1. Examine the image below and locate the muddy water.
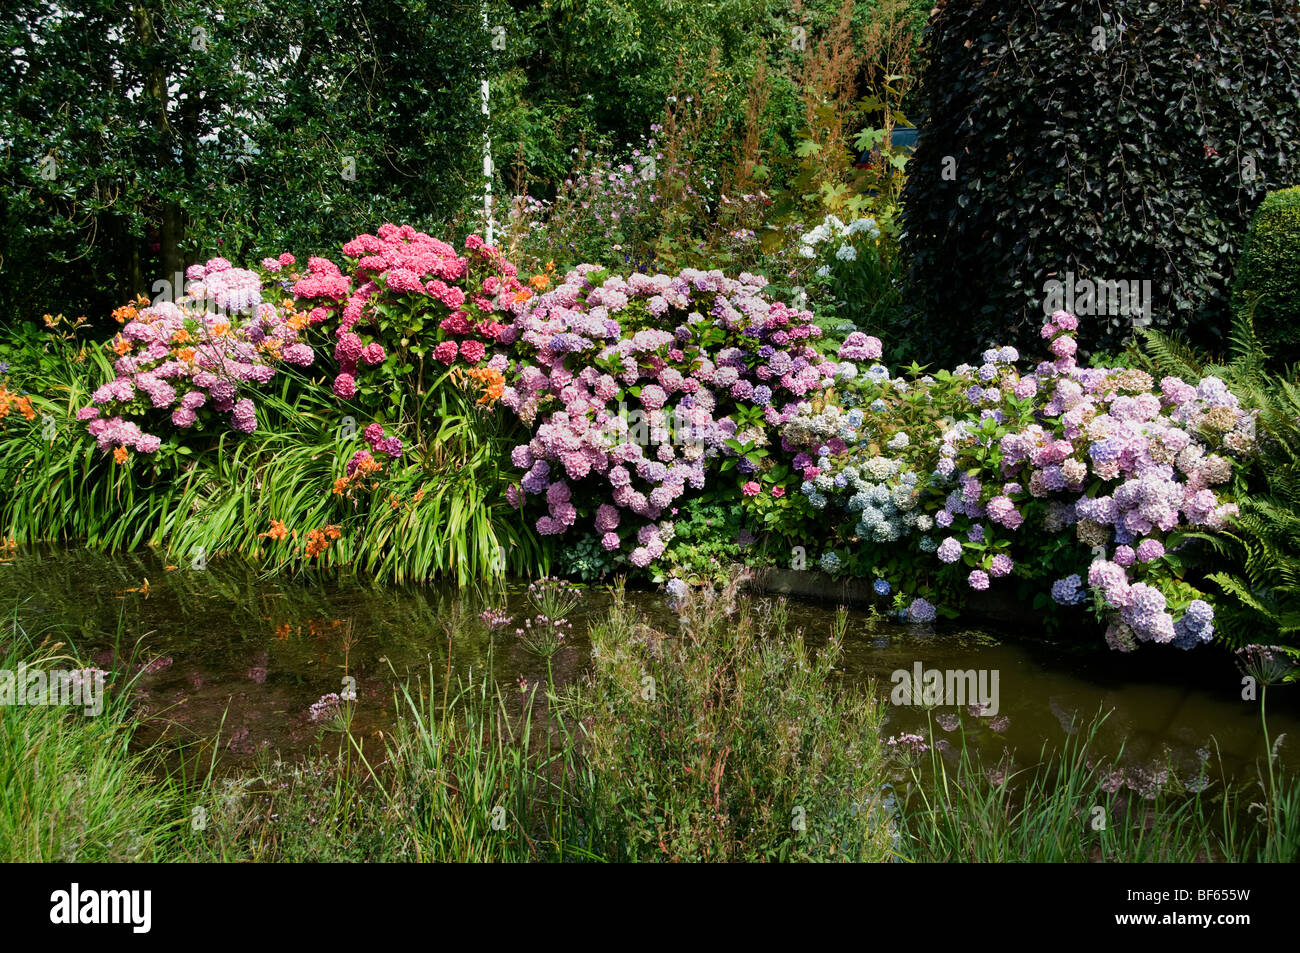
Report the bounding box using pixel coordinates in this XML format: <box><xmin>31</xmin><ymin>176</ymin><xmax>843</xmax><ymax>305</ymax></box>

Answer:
<box><xmin>1</xmin><ymin>547</ymin><xmax>1295</xmax><ymax>791</ymax></box>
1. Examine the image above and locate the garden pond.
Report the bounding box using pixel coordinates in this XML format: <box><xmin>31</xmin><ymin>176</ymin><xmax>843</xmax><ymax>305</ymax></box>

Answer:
<box><xmin>2</xmin><ymin>546</ymin><xmax>1295</xmax><ymax>794</ymax></box>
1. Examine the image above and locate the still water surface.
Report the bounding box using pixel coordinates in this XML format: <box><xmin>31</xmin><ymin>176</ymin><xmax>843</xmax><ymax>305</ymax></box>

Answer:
<box><xmin>2</xmin><ymin>547</ymin><xmax>1294</xmax><ymax>793</ymax></box>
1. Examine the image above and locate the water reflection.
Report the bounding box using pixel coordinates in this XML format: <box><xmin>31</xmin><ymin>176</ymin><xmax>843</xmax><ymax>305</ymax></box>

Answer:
<box><xmin>1</xmin><ymin>545</ymin><xmax>1295</xmax><ymax>798</ymax></box>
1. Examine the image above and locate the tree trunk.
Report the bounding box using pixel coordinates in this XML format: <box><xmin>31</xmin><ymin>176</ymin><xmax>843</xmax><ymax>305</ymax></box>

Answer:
<box><xmin>132</xmin><ymin>1</ymin><xmax>183</xmax><ymax>284</ymax></box>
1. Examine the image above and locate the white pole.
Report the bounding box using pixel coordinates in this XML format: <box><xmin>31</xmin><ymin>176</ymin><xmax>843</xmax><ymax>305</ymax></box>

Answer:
<box><xmin>481</xmin><ymin>2</ymin><xmax>494</xmax><ymax>245</ymax></box>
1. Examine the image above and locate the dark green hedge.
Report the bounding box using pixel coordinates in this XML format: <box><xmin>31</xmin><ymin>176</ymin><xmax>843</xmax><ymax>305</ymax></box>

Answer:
<box><xmin>0</xmin><ymin>0</ymin><xmax>488</xmax><ymax>326</ymax></box>
<box><xmin>1233</xmin><ymin>186</ymin><xmax>1300</xmax><ymax>368</ymax></box>
<box><xmin>900</xmin><ymin>0</ymin><xmax>1300</xmax><ymax>364</ymax></box>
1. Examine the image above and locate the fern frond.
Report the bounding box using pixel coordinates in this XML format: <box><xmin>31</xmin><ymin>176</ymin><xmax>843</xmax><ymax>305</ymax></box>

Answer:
<box><xmin>1137</xmin><ymin>327</ymin><xmax>1205</xmax><ymax>380</ymax></box>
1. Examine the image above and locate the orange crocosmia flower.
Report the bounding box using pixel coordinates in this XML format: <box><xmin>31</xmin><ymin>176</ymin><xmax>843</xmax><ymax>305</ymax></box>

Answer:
<box><xmin>113</xmin><ymin>446</ymin><xmax>129</xmax><ymax>464</ymax></box>
<box><xmin>112</xmin><ymin>337</ymin><xmax>132</xmax><ymax>356</ymax></box>
<box><xmin>112</xmin><ymin>305</ymin><xmax>136</xmax><ymax>324</ymax></box>
<box><xmin>304</xmin><ymin>529</ymin><xmax>329</xmax><ymax>558</ymax></box>
<box><xmin>171</xmin><ymin>328</ymin><xmax>191</xmax><ymax>344</ymax></box>
<box><xmin>274</xmin><ymin>623</ymin><xmax>292</xmax><ymax>641</ymax></box>
<box><xmin>211</xmin><ymin>320</ymin><xmax>230</xmax><ymax>338</ymax></box>
<box><xmin>42</xmin><ymin>313</ymin><xmax>58</xmax><ymax>329</ymax></box>
<box><xmin>281</xmin><ymin>298</ymin><xmax>296</xmax><ymax>311</ymax></box>
<box><xmin>15</xmin><ymin>396</ymin><xmax>35</xmax><ymax>421</ymax></box>
<box><xmin>529</xmin><ymin>274</ymin><xmax>551</xmax><ymax>291</ymax></box>
<box><xmin>287</xmin><ymin>312</ymin><xmax>309</xmax><ymax>332</ymax></box>
<box><xmin>332</xmin><ymin>476</ymin><xmax>349</xmax><ymax>496</ymax></box>
<box><xmin>259</xmin><ymin>519</ymin><xmax>289</xmax><ymax>541</ymax></box>
<box><xmin>465</xmin><ymin>367</ymin><xmax>505</xmax><ymax>405</ymax></box>
<box><xmin>513</xmin><ymin>288</ymin><xmax>533</xmax><ymax>305</ymax></box>
<box><xmin>176</xmin><ymin>347</ymin><xmax>196</xmax><ymax>362</ymax></box>
<box><xmin>304</xmin><ymin>524</ymin><xmax>342</xmax><ymax>557</ymax></box>
<box><xmin>388</xmin><ymin>494</ymin><xmax>401</xmax><ymax>510</ymax></box>
<box><xmin>134</xmin><ymin>294</ymin><xmax>150</xmax><ymax>307</ymax></box>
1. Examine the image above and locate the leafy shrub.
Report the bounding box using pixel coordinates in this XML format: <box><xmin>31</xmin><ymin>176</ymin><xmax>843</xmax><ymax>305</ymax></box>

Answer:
<box><xmin>0</xmin><ymin>0</ymin><xmax>489</xmax><ymax>325</ymax></box>
<box><xmin>290</xmin><ymin>226</ymin><xmax>524</xmax><ymax>422</ymax></box>
<box><xmin>901</xmin><ymin>0</ymin><xmax>1300</xmax><ymax>364</ymax></box>
<box><xmin>2</xmin><ymin>226</ymin><xmax>1266</xmax><ymax>644</ymax></box>
<box><xmin>498</xmin><ymin>264</ymin><xmax>831</xmax><ymax>567</ymax></box>
<box><xmin>1232</xmin><ymin>186</ymin><xmax>1300</xmax><ymax>369</ymax></box>
<box><xmin>793</xmin><ymin>213</ymin><xmax>907</xmax><ymax>350</ymax></box>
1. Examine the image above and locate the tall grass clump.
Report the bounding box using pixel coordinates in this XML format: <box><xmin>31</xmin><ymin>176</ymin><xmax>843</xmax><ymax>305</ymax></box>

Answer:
<box><xmin>894</xmin><ymin>709</ymin><xmax>1300</xmax><ymax>863</ymax></box>
<box><xmin>0</xmin><ymin>608</ymin><xmax>179</xmax><ymax>861</ymax></box>
<box><xmin>0</xmin><ymin>335</ymin><xmax>542</xmax><ymax>586</ymax></box>
<box><xmin>178</xmin><ymin>583</ymin><xmax>899</xmax><ymax>862</ymax></box>
<box><xmin>575</xmin><ymin>581</ymin><xmax>897</xmax><ymax>861</ymax></box>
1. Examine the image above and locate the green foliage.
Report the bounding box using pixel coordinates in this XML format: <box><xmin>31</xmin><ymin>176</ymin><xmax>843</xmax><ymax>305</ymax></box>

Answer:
<box><xmin>174</xmin><ymin>582</ymin><xmax>903</xmax><ymax>861</ymax></box>
<box><xmin>492</xmin><ymin>0</ymin><xmax>928</xmax><ymax>200</ymax></box>
<box><xmin>556</xmin><ymin>533</ymin><xmax>614</xmax><ymax>582</ymax></box>
<box><xmin>8</xmin><ymin>586</ymin><xmax>1298</xmax><ymax>862</ymax></box>
<box><xmin>902</xmin><ymin>0</ymin><xmax>1300</xmax><ymax>364</ymax></box>
<box><xmin>0</xmin><ymin>0</ymin><xmax>487</xmax><ymax>324</ymax></box>
<box><xmin>497</xmin><ymin>0</ymin><xmax>930</xmax><ymax>283</ymax></box>
<box><xmin>1232</xmin><ymin>185</ymin><xmax>1300</xmax><ymax>369</ymax></box>
<box><xmin>793</xmin><ymin>214</ymin><xmax>911</xmax><ymax>357</ymax></box>
<box><xmin>658</xmin><ymin>500</ymin><xmax>747</xmax><ymax>585</ymax></box>
<box><xmin>575</xmin><ymin>584</ymin><xmax>897</xmax><ymax>861</ymax></box>
<box><xmin>0</xmin><ymin>611</ymin><xmax>179</xmax><ymax>861</ymax></box>
<box><xmin>0</xmin><ymin>335</ymin><xmax>543</xmax><ymax>586</ymax></box>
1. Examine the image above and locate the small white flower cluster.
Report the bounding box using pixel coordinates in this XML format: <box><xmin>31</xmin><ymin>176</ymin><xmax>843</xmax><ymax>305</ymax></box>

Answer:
<box><xmin>797</xmin><ymin>214</ymin><xmax>881</xmax><ymax>262</ymax></box>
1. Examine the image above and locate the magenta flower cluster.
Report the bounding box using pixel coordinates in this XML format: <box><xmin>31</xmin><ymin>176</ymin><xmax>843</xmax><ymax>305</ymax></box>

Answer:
<box><xmin>292</xmin><ymin>224</ymin><xmax>522</xmax><ymax>402</ymax></box>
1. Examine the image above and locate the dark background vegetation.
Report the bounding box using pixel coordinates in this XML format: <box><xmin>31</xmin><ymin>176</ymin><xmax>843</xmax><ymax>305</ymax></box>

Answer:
<box><xmin>1</xmin><ymin>0</ymin><xmax>935</xmax><ymax>325</ymax></box>
<box><xmin>2</xmin><ymin>0</ymin><xmax>1297</xmax><ymax>367</ymax></box>
<box><xmin>901</xmin><ymin>0</ymin><xmax>1300</xmax><ymax>363</ymax></box>
<box><xmin>1</xmin><ymin>0</ymin><xmax>489</xmax><ymax>324</ymax></box>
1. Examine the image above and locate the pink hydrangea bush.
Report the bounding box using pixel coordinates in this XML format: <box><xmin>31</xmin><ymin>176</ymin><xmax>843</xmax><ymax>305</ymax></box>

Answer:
<box><xmin>80</xmin><ymin>225</ymin><xmax>524</xmax><ymax>461</ymax></box>
<box><xmin>292</xmin><ymin>224</ymin><xmax>523</xmax><ymax>408</ymax></box>
<box><xmin>80</xmin><ymin>256</ymin><xmax>314</xmax><ymax>455</ymax></box>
